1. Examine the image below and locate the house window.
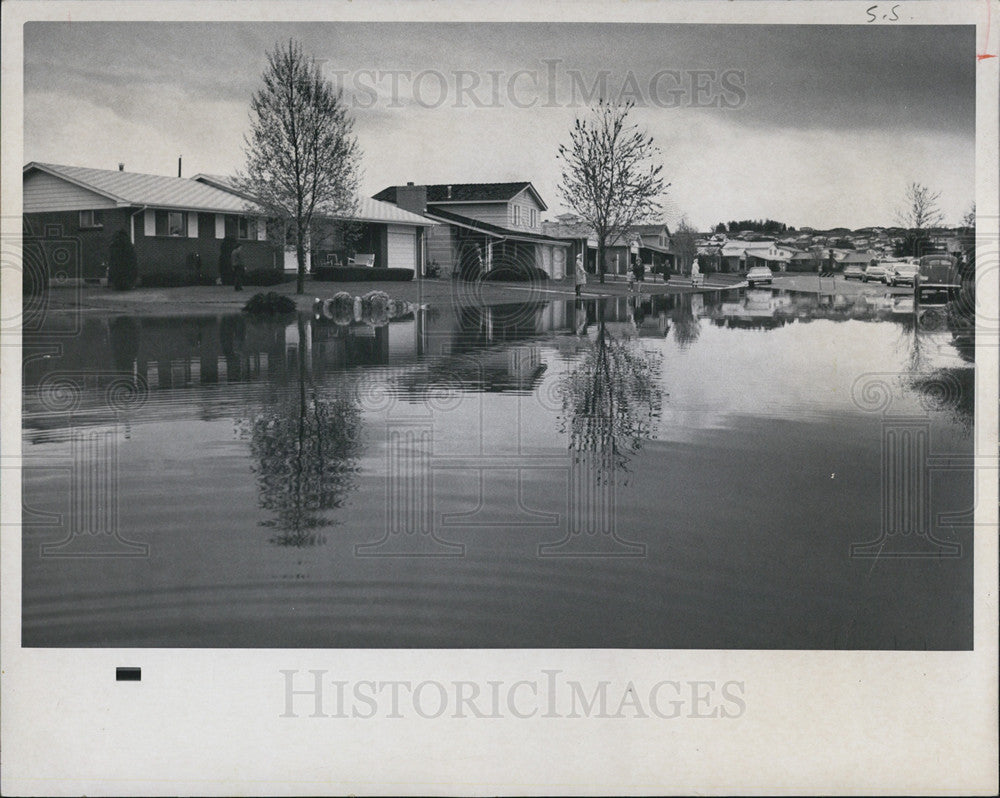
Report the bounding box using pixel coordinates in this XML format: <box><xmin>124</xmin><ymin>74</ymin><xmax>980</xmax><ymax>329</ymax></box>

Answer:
<box><xmin>237</xmin><ymin>217</ymin><xmax>257</xmax><ymax>240</ymax></box>
<box><xmin>529</xmin><ymin>208</ymin><xmax>537</xmax><ymax>227</ymax></box>
<box><xmin>512</xmin><ymin>205</ymin><xmax>521</xmax><ymax>226</ymax></box>
<box><xmin>79</xmin><ymin>210</ymin><xmax>102</xmax><ymax>229</ymax></box>
<box><xmin>155</xmin><ymin>210</ymin><xmax>187</xmax><ymax>237</ymax></box>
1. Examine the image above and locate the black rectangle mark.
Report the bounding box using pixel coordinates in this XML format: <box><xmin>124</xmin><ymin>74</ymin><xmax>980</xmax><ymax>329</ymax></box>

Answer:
<box><xmin>116</xmin><ymin>667</ymin><xmax>141</xmax><ymax>681</ymax></box>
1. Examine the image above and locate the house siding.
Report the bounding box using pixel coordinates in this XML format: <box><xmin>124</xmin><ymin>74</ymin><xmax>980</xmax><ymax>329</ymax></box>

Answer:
<box><xmin>426</xmin><ymin>224</ymin><xmax>459</xmax><ymax>277</ymax></box>
<box><xmin>432</xmin><ymin>202</ymin><xmax>509</xmax><ymax>228</ymax></box>
<box><xmin>23</xmin><ymin>170</ymin><xmax>118</xmax><ymax>213</ymax></box>
<box><xmin>133</xmin><ymin>213</ymin><xmax>277</xmax><ymax>279</ymax></box>
<box><xmin>507</xmin><ymin>187</ymin><xmax>544</xmax><ymax>232</ymax></box>
<box><xmin>23</xmin><ymin>208</ymin><xmax>133</xmax><ymax>279</ymax></box>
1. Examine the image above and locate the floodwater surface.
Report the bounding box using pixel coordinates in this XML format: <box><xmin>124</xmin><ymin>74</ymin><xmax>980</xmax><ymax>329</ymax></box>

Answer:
<box><xmin>21</xmin><ymin>288</ymin><xmax>975</xmax><ymax>648</ymax></box>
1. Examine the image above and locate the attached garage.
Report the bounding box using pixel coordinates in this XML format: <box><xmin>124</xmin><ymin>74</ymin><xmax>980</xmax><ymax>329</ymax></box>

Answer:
<box><xmin>386</xmin><ymin>224</ymin><xmax>417</xmax><ymax>270</ymax></box>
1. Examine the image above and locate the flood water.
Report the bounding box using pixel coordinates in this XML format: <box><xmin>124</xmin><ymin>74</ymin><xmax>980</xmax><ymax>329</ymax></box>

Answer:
<box><xmin>21</xmin><ymin>288</ymin><xmax>975</xmax><ymax>648</ymax></box>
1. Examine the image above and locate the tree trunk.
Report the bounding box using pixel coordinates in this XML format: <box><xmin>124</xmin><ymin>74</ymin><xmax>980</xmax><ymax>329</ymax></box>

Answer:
<box><xmin>597</xmin><ymin>242</ymin><xmax>606</xmax><ymax>284</ymax></box>
<box><xmin>296</xmin><ymin>238</ymin><xmax>306</xmax><ymax>295</ymax></box>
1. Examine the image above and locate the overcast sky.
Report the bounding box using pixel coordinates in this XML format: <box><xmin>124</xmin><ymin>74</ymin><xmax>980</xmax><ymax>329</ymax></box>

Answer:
<box><xmin>24</xmin><ymin>22</ymin><xmax>975</xmax><ymax>230</ymax></box>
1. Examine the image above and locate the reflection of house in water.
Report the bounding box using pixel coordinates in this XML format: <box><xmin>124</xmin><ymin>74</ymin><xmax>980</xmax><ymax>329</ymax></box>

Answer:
<box><xmin>22</xmin><ymin>314</ymin><xmax>411</xmax><ymax>429</ymax></box>
<box><xmin>399</xmin><ymin>344</ymin><xmax>547</xmax><ymax>396</ymax></box>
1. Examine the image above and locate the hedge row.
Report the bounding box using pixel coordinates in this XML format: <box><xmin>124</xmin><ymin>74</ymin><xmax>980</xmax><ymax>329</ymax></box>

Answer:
<box><xmin>312</xmin><ymin>266</ymin><xmax>414</xmax><ymax>282</ymax></box>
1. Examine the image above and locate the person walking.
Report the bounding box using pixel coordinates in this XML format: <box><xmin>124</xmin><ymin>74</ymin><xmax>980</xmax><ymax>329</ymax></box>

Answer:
<box><xmin>574</xmin><ymin>253</ymin><xmax>587</xmax><ymax>296</ymax></box>
<box><xmin>231</xmin><ymin>244</ymin><xmax>245</xmax><ymax>292</ymax></box>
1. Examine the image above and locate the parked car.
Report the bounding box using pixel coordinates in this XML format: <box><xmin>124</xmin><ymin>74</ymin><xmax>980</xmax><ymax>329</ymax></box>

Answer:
<box><xmin>863</xmin><ymin>263</ymin><xmax>888</xmax><ymax>283</ymax></box>
<box><xmin>916</xmin><ymin>253</ymin><xmax>961</xmax><ymax>303</ymax></box>
<box><xmin>746</xmin><ymin>265</ymin><xmax>773</xmax><ymax>287</ymax></box>
<box><xmin>843</xmin><ymin>264</ymin><xmax>865</xmax><ymax>281</ymax></box>
<box><xmin>886</xmin><ymin>262</ymin><xmax>919</xmax><ymax>287</ymax></box>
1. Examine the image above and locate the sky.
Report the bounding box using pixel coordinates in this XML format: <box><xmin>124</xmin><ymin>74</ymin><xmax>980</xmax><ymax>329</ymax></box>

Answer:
<box><xmin>23</xmin><ymin>22</ymin><xmax>976</xmax><ymax>230</ymax></box>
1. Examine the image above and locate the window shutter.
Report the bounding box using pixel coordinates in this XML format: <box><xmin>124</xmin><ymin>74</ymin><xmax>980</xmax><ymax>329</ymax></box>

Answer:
<box><xmin>256</xmin><ymin>218</ymin><xmax>267</xmax><ymax>241</ymax></box>
<box><xmin>215</xmin><ymin>214</ymin><xmax>225</xmax><ymax>239</ymax></box>
<box><xmin>144</xmin><ymin>209</ymin><xmax>155</xmax><ymax>237</ymax></box>
<box><xmin>187</xmin><ymin>212</ymin><xmax>198</xmax><ymax>238</ymax></box>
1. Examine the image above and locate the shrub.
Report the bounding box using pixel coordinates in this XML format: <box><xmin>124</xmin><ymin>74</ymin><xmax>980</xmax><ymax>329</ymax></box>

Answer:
<box><xmin>360</xmin><ymin>290</ymin><xmax>391</xmax><ymax>326</ymax></box>
<box><xmin>424</xmin><ymin>262</ymin><xmax>442</xmax><ymax>278</ymax></box>
<box><xmin>107</xmin><ymin>230</ymin><xmax>138</xmax><ymax>290</ymax></box>
<box><xmin>312</xmin><ymin>266</ymin><xmax>414</xmax><ymax>282</ymax></box>
<box><xmin>326</xmin><ymin>292</ymin><xmax>356</xmax><ymax>325</ymax></box>
<box><xmin>242</xmin><ymin>292</ymin><xmax>296</xmax><ymax>315</ymax></box>
<box><xmin>481</xmin><ymin>265</ymin><xmax>550</xmax><ymax>282</ymax></box>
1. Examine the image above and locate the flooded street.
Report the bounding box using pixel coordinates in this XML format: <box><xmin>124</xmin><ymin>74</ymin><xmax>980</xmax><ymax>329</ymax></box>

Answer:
<box><xmin>21</xmin><ymin>289</ymin><xmax>974</xmax><ymax>649</ymax></box>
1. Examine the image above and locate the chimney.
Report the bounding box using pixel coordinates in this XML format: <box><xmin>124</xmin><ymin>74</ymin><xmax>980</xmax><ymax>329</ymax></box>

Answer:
<box><xmin>396</xmin><ymin>183</ymin><xmax>427</xmax><ymax>216</ymax></box>
<box><xmin>177</xmin><ymin>156</ymin><xmax>182</xmax><ymax>178</ymax></box>
<box><xmin>407</xmin><ymin>181</ymin><xmax>414</xmax><ymax>186</ymax></box>
<box><xmin>118</xmin><ymin>162</ymin><xmax>125</xmax><ymax>171</ymax></box>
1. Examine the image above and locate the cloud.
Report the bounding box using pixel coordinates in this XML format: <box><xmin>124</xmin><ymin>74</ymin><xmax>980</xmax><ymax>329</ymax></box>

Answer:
<box><xmin>23</xmin><ymin>21</ymin><xmax>975</xmax><ymax>229</ymax></box>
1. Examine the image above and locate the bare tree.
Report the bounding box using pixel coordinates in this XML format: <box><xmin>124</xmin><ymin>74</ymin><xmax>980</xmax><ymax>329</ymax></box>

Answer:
<box><xmin>896</xmin><ymin>182</ymin><xmax>944</xmax><ymax>232</ymax></box>
<box><xmin>961</xmin><ymin>202</ymin><xmax>975</xmax><ymax>231</ymax></box>
<box><xmin>557</xmin><ymin>100</ymin><xmax>667</xmax><ymax>283</ymax></box>
<box><xmin>671</xmin><ymin>217</ymin><xmax>698</xmax><ymax>275</ymax></box>
<box><xmin>237</xmin><ymin>39</ymin><xmax>361</xmax><ymax>294</ymax></box>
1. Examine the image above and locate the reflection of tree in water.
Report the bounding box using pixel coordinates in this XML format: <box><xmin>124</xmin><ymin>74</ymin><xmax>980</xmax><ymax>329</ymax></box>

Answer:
<box><xmin>910</xmin><ymin>367</ymin><xmax>974</xmax><ymax>431</ymax></box>
<box><xmin>559</xmin><ymin>307</ymin><xmax>663</xmax><ymax>483</ymax></box>
<box><xmin>670</xmin><ymin>294</ymin><xmax>701</xmax><ymax>348</ymax></box>
<box><xmin>242</xmin><ymin>317</ymin><xmax>363</xmax><ymax>546</ymax></box>
<box><xmin>896</xmin><ymin>297</ymin><xmax>975</xmax><ymax>432</ymax></box>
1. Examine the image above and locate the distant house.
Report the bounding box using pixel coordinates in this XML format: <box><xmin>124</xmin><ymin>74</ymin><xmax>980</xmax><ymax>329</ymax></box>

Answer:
<box><xmin>746</xmin><ymin>243</ymin><xmax>799</xmax><ymax>271</ymax></box>
<box><xmin>788</xmin><ymin>251</ymin><xmax>817</xmax><ymax>271</ymax></box>
<box><xmin>23</xmin><ymin>161</ymin><xmax>277</xmax><ymax>280</ymax></box>
<box><xmin>629</xmin><ymin>223</ymin><xmax>674</xmax><ymax>274</ymax></box>
<box><xmin>719</xmin><ymin>240</ymin><xmax>773</xmax><ymax>272</ymax></box>
<box><xmin>832</xmin><ymin>249</ymin><xmax>878</xmax><ymax>269</ymax></box>
<box><xmin>540</xmin><ymin>215</ymin><xmax>674</xmax><ymax>276</ymax></box>
<box><xmin>194</xmin><ymin>174</ymin><xmax>435</xmax><ymax>274</ymax></box>
<box><xmin>374</xmin><ymin>182</ymin><xmax>569</xmax><ymax>279</ymax></box>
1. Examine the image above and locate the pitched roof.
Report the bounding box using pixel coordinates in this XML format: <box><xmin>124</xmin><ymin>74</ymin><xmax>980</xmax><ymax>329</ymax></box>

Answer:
<box><xmin>540</xmin><ymin>220</ymin><xmax>666</xmax><ymax>246</ymax></box>
<box><xmin>24</xmin><ymin>162</ymin><xmax>256</xmax><ymax>213</ymax></box>
<box><xmin>191</xmin><ymin>174</ymin><xmax>436</xmax><ymax>226</ymax></box>
<box><xmin>630</xmin><ymin>223</ymin><xmax>671</xmax><ymax>236</ymax></box>
<box><xmin>540</xmin><ymin>220</ymin><xmax>594</xmax><ymax>240</ymax></box>
<box><xmin>426</xmin><ymin>207</ymin><xmax>568</xmax><ymax>244</ymax></box>
<box><xmin>374</xmin><ymin>182</ymin><xmax>546</xmax><ymax>209</ymax></box>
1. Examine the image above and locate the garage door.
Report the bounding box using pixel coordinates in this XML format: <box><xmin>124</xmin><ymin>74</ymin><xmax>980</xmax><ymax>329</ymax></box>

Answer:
<box><xmin>386</xmin><ymin>225</ymin><xmax>416</xmax><ymax>270</ymax></box>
